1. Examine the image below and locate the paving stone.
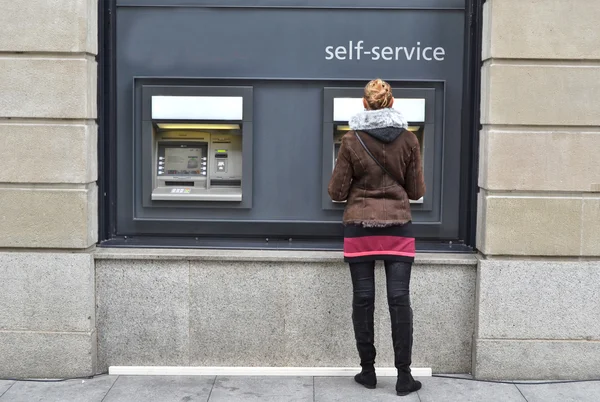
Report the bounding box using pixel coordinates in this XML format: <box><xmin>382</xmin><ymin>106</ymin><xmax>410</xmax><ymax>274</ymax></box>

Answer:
<box><xmin>417</xmin><ymin>376</ymin><xmax>526</xmax><ymax>402</ymax></box>
<box><xmin>517</xmin><ymin>381</ymin><xmax>600</xmax><ymax>402</ymax></box>
<box><xmin>314</xmin><ymin>376</ymin><xmax>419</xmax><ymax>401</ymax></box>
<box><xmin>0</xmin><ymin>375</ymin><xmax>117</xmax><ymax>402</ymax></box>
<box><xmin>208</xmin><ymin>376</ymin><xmax>313</xmax><ymax>402</ymax></box>
<box><xmin>102</xmin><ymin>376</ymin><xmax>215</xmax><ymax>402</ymax></box>
<box><xmin>0</xmin><ymin>381</ymin><xmax>15</xmax><ymax>398</ymax></box>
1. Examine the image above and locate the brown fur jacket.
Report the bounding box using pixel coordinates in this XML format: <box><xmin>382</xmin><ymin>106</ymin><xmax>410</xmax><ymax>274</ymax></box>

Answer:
<box><xmin>328</xmin><ymin>108</ymin><xmax>426</xmax><ymax>227</ymax></box>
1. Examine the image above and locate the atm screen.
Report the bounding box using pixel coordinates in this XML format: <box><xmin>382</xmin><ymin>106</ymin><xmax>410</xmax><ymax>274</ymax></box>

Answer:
<box><xmin>164</xmin><ymin>146</ymin><xmax>204</xmax><ymax>175</ymax></box>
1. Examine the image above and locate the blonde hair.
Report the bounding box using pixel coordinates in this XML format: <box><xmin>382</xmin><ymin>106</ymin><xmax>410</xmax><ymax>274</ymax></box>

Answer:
<box><xmin>364</xmin><ymin>78</ymin><xmax>393</xmax><ymax>110</ymax></box>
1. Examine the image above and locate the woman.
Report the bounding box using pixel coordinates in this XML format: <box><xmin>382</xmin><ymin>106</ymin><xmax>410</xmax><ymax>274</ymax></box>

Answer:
<box><xmin>328</xmin><ymin>79</ymin><xmax>425</xmax><ymax>396</ymax></box>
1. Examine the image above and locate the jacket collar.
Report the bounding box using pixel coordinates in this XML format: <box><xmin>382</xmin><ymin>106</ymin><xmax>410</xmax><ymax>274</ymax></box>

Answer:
<box><xmin>349</xmin><ymin>108</ymin><xmax>408</xmax><ymax>131</ymax></box>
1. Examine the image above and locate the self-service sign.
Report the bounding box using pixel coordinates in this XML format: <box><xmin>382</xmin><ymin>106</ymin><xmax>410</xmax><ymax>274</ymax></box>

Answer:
<box><xmin>118</xmin><ymin>8</ymin><xmax>463</xmax><ymax>82</ymax></box>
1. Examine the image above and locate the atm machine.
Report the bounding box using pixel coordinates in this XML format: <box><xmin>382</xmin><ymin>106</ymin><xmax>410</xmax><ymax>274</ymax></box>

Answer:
<box><xmin>149</xmin><ymin>95</ymin><xmax>245</xmax><ymax>202</ymax></box>
<box><xmin>325</xmin><ymin>95</ymin><xmax>427</xmax><ymax>206</ymax></box>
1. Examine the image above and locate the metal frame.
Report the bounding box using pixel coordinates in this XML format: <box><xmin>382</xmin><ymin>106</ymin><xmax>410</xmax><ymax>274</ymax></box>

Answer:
<box><xmin>97</xmin><ymin>0</ymin><xmax>483</xmax><ymax>250</ymax></box>
<box><xmin>116</xmin><ymin>0</ymin><xmax>466</xmax><ymax>10</ymax></box>
<box><xmin>135</xmin><ymin>82</ymin><xmax>253</xmax><ymax>211</ymax></box>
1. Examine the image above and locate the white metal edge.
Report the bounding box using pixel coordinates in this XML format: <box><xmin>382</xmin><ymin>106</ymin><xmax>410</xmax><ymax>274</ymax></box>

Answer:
<box><xmin>333</xmin><ymin>97</ymin><xmax>426</xmax><ymax>122</ymax></box>
<box><xmin>109</xmin><ymin>366</ymin><xmax>432</xmax><ymax>377</ymax></box>
<box><xmin>152</xmin><ymin>96</ymin><xmax>243</xmax><ymax>120</ymax></box>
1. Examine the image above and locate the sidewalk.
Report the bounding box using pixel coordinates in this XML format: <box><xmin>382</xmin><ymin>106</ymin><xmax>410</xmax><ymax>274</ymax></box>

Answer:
<box><xmin>1</xmin><ymin>374</ymin><xmax>599</xmax><ymax>402</ymax></box>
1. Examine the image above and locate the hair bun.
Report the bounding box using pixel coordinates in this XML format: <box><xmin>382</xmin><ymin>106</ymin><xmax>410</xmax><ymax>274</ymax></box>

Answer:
<box><xmin>364</xmin><ymin>78</ymin><xmax>393</xmax><ymax>110</ymax></box>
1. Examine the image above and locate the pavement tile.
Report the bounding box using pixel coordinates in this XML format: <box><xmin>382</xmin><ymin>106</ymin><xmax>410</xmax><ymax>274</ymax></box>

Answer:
<box><xmin>208</xmin><ymin>376</ymin><xmax>313</xmax><ymax>402</ymax></box>
<box><xmin>0</xmin><ymin>381</ymin><xmax>15</xmax><ymax>398</ymax></box>
<box><xmin>417</xmin><ymin>376</ymin><xmax>526</xmax><ymax>402</ymax></box>
<box><xmin>0</xmin><ymin>375</ymin><xmax>117</xmax><ymax>402</ymax></box>
<box><xmin>314</xmin><ymin>377</ymin><xmax>420</xmax><ymax>401</ymax></box>
<box><xmin>102</xmin><ymin>376</ymin><xmax>215</xmax><ymax>402</ymax></box>
<box><xmin>517</xmin><ymin>381</ymin><xmax>600</xmax><ymax>402</ymax></box>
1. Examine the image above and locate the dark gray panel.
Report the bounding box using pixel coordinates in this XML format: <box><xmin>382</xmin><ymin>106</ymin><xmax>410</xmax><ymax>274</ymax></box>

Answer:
<box><xmin>115</xmin><ymin>6</ymin><xmax>465</xmax><ymax>239</ymax></box>
<box><xmin>117</xmin><ymin>0</ymin><xmax>465</xmax><ymax>9</ymax></box>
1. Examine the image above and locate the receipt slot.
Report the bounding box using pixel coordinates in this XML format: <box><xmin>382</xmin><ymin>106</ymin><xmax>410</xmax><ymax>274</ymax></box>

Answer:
<box><xmin>142</xmin><ymin>86</ymin><xmax>253</xmax><ymax>204</ymax></box>
<box><xmin>322</xmin><ymin>86</ymin><xmax>436</xmax><ymax>211</ymax></box>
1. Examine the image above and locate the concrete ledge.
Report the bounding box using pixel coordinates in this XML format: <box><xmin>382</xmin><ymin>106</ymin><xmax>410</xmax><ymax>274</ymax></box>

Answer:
<box><xmin>0</xmin><ymin>330</ymin><xmax>96</xmax><ymax>379</ymax></box>
<box><xmin>474</xmin><ymin>339</ymin><xmax>600</xmax><ymax>380</ymax></box>
<box><xmin>107</xmin><ymin>366</ymin><xmax>432</xmax><ymax>377</ymax></box>
<box><xmin>93</xmin><ymin>248</ymin><xmax>478</xmax><ymax>265</ymax></box>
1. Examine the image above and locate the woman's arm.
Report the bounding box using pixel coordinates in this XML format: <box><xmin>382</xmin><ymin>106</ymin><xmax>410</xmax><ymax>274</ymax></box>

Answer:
<box><xmin>328</xmin><ymin>137</ymin><xmax>354</xmax><ymax>202</ymax></box>
<box><xmin>405</xmin><ymin>145</ymin><xmax>426</xmax><ymax>200</ymax></box>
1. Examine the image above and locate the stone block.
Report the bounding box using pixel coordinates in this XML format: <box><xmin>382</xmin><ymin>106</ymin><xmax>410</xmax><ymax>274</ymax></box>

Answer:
<box><xmin>0</xmin><ymin>0</ymin><xmax>97</xmax><ymax>54</ymax></box>
<box><xmin>189</xmin><ymin>261</ymin><xmax>287</xmax><ymax>366</ymax></box>
<box><xmin>481</xmin><ymin>62</ymin><xmax>600</xmax><ymax>126</ymax></box>
<box><xmin>0</xmin><ymin>252</ymin><xmax>95</xmax><ymax>332</ymax></box>
<box><xmin>0</xmin><ymin>57</ymin><xmax>96</xmax><ymax>119</ymax></box>
<box><xmin>474</xmin><ymin>339</ymin><xmax>600</xmax><ymax>380</ymax></box>
<box><xmin>0</xmin><ymin>330</ymin><xmax>96</xmax><ymax>379</ymax></box>
<box><xmin>283</xmin><ymin>262</ymin><xmax>356</xmax><ymax>367</ymax></box>
<box><xmin>411</xmin><ymin>263</ymin><xmax>476</xmax><ymax>373</ymax></box>
<box><xmin>376</xmin><ymin>262</ymin><xmax>476</xmax><ymax>373</ymax></box>
<box><xmin>483</xmin><ymin>0</ymin><xmax>600</xmax><ymax>60</ymax></box>
<box><xmin>96</xmin><ymin>260</ymin><xmax>190</xmax><ymax>372</ymax></box>
<box><xmin>477</xmin><ymin>192</ymin><xmax>583</xmax><ymax>256</ymax></box>
<box><xmin>582</xmin><ymin>197</ymin><xmax>600</xmax><ymax>256</ymax></box>
<box><xmin>479</xmin><ymin>128</ymin><xmax>600</xmax><ymax>192</ymax></box>
<box><xmin>477</xmin><ymin>259</ymin><xmax>600</xmax><ymax>340</ymax></box>
<box><xmin>0</xmin><ymin>122</ymin><xmax>97</xmax><ymax>184</ymax></box>
<box><xmin>0</xmin><ymin>186</ymin><xmax>97</xmax><ymax>249</ymax></box>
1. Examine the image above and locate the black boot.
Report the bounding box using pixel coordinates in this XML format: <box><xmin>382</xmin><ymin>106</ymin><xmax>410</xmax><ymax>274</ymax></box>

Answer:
<box><xmin>354</xmin><ymin>368</ymin><xmax>377</xmax><ymax>389</ymax></box>
<box><xmin>396</xmin><ymin>369</ymin><xmax>422</xmax><ymax>396</ymax></box>
<box><xmin>352</xmin><ymin>295</ymin><xmax>377</xmax><ymax>389</ymax></box>
<box><xmin>389</xmin><ymin>294</ymin><xmax>421</xmax><ymax>396</ymax></box>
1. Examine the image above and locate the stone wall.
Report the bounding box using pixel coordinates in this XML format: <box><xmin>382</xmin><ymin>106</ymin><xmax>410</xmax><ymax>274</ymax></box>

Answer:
<box><xmin>0</xmin><ymin>0</ymin><xmax>98</xmax><ymax>378</ymax></box>
<box><xmin>475</xmin><ymin>0</ymin><xmax>600</xmax><ymax>379</ymax></box>
<box><xmin>1</xmin><ymin>0</ymin><xmax>599</xmax><ymax>380</ymax></box>
<box><xmin>95</xmin><ymin>250</ymin><xmax>477</xmax><ymax>374</ymax></box>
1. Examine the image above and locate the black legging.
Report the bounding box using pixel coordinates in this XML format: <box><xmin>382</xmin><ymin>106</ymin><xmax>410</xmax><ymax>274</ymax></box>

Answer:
<box><xmin>349</xmin><ymin>261</ymin><xmax>413</xmax><ymax>371</ymax></box>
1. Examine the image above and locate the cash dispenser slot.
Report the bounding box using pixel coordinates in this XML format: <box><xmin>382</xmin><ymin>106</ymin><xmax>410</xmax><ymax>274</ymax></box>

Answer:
<box><xmin>150</xmin><ymin>95</ymin><xmax>244</xmax><ymax>202</ymax></box>
<box><xmin>330</xmin><ymin>97</ymin><xmax>426</xmax><ymax>204</ymax></box>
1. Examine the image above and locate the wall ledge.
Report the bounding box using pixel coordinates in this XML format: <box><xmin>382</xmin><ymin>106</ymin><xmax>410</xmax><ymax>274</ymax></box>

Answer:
<box><xmin>93</xmin><ymin>248</ymin><xmax>478</xmax><ymax>265</ymax></box>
